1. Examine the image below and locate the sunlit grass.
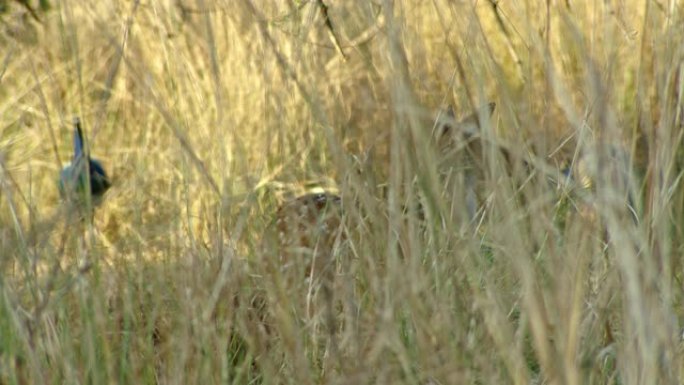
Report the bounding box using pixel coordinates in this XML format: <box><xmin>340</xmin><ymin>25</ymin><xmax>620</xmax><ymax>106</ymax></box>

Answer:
<box><xmin>1</xmin><ymin>1</ymin><xmax>683</xmax><ymax>384</ymax></box>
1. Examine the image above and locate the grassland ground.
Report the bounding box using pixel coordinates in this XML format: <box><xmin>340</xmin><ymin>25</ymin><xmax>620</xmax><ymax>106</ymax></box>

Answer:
<box><xmin>1</xmin><ymin>1</ymin><xmax>684</xmax><ymax>384</ymax></box>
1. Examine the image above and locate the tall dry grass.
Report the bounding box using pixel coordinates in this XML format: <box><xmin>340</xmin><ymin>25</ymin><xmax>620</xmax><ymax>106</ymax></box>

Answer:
<box><xmin>1</xmin><ymin>0</ymin><xmax>683</xmax><ymax>384</ymax></box>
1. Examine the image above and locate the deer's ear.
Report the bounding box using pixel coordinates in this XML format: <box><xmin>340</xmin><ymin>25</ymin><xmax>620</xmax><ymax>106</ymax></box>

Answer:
<box><xmin>436</xmin><ymin>105</ymin><xmax>457</xmax><ymax>138</ymax></box>
<box><xmin>446</xmin><ymin>105</ymin><xmax>456</xmax><ymax>118</ymax></box>
<box><xmin>485</xmin><ymin>102</ymin><xmax>496</xmax><ymax>115</ymax></box>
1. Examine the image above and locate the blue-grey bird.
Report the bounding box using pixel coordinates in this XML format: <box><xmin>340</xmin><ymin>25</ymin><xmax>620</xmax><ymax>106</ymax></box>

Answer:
<box><xmin>58</xmin><ymin>117</ymin><xmax>111</xmax><ymax>206</ymax></box>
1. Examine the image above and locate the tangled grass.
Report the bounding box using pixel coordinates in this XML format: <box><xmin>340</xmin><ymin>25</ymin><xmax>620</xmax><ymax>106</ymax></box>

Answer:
<box><xmin>1</xmin><ymin>1</ymin><xmax>683</xmax><ymax>384</ymax></box>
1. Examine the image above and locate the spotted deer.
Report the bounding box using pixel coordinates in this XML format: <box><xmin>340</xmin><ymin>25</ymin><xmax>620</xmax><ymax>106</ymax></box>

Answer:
<box><xmin>264</xmin><ymin>189</ymin><xmax>345</xmax><ymax>351</ymax></box>
<box><xmin>269</xmin><ymin>102</ymin><xmax>512</xmax><ymax>283</ymax></box>
<box><xmin>433</xmin><ymin>101</ymin><xmax>516</xmax><ymax>222</ymax></box>
<box><xmin>274</xmin><ymin>191</ymin><xmax>344</xmax><ymax>285</ymax></box>
<box><xmin>262</xmin><ymin>102</ymin><xmax>535</xmax><ymax>361</ymax></box>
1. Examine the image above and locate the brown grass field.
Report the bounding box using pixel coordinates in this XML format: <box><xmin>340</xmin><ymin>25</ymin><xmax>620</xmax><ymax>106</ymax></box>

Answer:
<box><xmin>1</xmin><ymin>1</ymin><xmax>684</xmax><ymax>384</ymax></box>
